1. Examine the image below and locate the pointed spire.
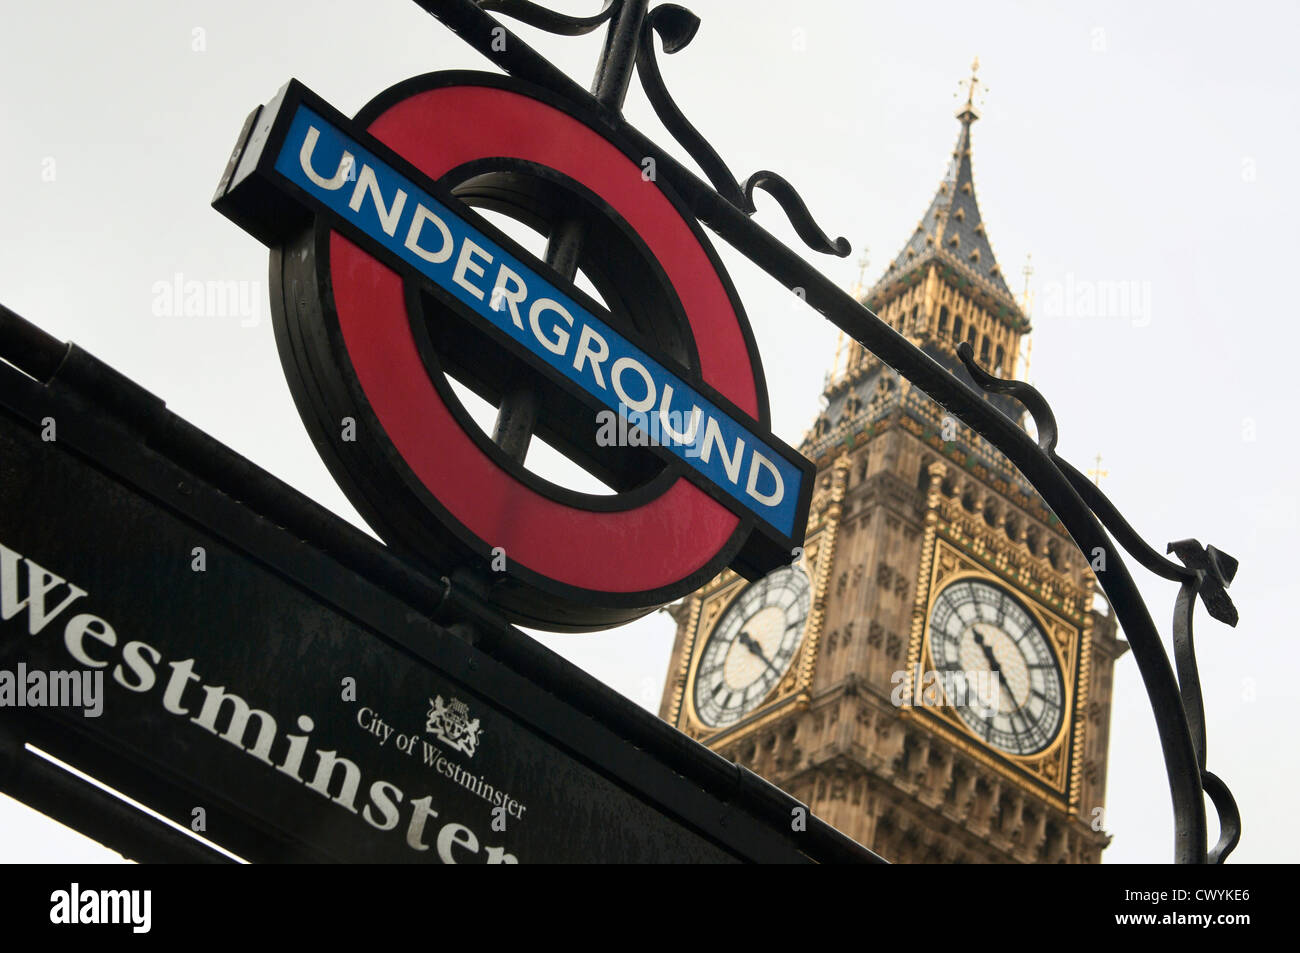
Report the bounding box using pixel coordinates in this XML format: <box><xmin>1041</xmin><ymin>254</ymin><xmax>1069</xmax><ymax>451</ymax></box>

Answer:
<box><xmin>878</xmin><ymin>58</ymin><xmax>1015</xmax><ymax>300</ymax></box>
<box><xmin>815</xmin><ymin>59</ymin><xmax>1032</xmax><ymax>443</ymax></box>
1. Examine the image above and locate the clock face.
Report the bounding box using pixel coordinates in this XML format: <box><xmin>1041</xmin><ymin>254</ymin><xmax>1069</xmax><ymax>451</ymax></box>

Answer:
<box><xmin>927</xmin><ymin>578</ymin><xmax>1065</xmax><ymax>756</ymax></box>
<box><xmin>694</xmin><ymin>564</ymin><xmax>811</xmax><ymax>729</ymax></box>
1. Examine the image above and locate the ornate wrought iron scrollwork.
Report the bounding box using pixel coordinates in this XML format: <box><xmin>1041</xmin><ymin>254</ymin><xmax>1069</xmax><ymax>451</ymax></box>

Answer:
<box><xmin>636</xmin><ymin>4</ymin><xmax>850</xmax><ymax>256</ymax></box>
<box><xmin>1169</xmin><ymin>543</ymin><xmax>1241</xmax><ymax>864</ymax></box>
<box><xmin>955</xmin><ymin>341</ymin><xmax>1060</xmax><ymax>451</ymax></box>
<box><xmin>634</xmin><ymin>4</ymin><xmax>742</xmax><ymax>206</ymax></box>
<box><xmin>741</xmin><ymin>171</ymin><xmax>853</xmax><ymax>258</ymax></box>
<box><xmin>957</xmin><ymin>342</ymin><xmax>1241</xmax><ymax>863</ymax></box>
<box><xmin>470</xmin><ymin>1</ymin><xmax>849</xmax><ymax>256</ymax></box>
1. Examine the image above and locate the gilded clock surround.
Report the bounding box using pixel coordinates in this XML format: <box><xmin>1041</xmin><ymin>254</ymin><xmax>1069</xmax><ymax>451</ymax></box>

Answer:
<box><xmin>672</xmin><ymin>541</ymin><xmax>827</xmax><ymax>746</ymax></box>
<box><xmin>692</xmin><ymin>563</ymin><xmax>810</xmax><ymax>728</ymax></box>
<box><xmin>905</xmin><ymin>536</ymin><xmax>1088</xmax><ymax>813</ymax></box>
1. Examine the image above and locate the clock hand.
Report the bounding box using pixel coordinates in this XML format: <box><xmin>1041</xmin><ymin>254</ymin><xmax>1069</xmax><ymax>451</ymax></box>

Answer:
<box><xmin>737</xmin><ymin>630</ymin><xmax>780</xmax><ymax>675</ymax></box>
<box><xmin>970</xmin><ymin>625</ymin><xmax>1001</xmax><ymax>671</ymax></box>
<box><xmin>971</xmin><ymin>625</ymin><xmax>1017</xmax><ymax>712</ymax></box>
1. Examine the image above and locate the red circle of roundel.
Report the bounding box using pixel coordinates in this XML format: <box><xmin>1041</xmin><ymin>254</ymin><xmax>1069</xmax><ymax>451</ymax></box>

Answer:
<box><xmin>328</xmin><ymin>83</ymin><xmax>761</xmax><ymax>594</ymax></box>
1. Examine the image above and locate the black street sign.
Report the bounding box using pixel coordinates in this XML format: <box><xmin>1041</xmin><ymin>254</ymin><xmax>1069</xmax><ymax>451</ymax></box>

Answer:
<box><xmin>0</xmin><ymin>319</ymin><xmax>879</xmax><ymax>864</ymax></box>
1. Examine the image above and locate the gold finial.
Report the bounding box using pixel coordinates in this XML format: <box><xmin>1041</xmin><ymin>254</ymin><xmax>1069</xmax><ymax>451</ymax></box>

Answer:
<box><xmin>956</xmin><ymin>56</ymin><xmax>984</xmax><ymax>121</ymax></box>
<box><xmin>1021</xmin><ymin>253</ymin><xmax>1035</xmax><ymax>316</ymax></box>
<box><xmin>838</xmin><ymin>248</ymin><xmax>870</xmax><ymax>384</ymax></box>
<box><xmin>964</xmin><ymin>56</ymin><xmax>981</xmax><ymax>109</ymax></box>
<box><xmin>1087</xmin><ymin>452</ymin><xmax>1110</xmax><ymax>487</ymax></box>
<box><xmin>852</xmin><ymin>247</ymin><xmax>870</xmax><ymax>294</ymax></box>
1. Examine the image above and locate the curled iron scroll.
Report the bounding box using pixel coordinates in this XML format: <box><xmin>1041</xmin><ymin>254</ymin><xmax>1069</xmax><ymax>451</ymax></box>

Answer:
<box><xmin>956</xmin><ymin>341</ymin><xmax>1241</xmax><ymax>863</ymax></box>
<box><xmin>476</xmin><ymin>0</ymin><xmax>619</xmax><ymax>35</ymax></box>
<box><xmin>1203</xmin><ymin>772</ymin><xmax>1241</xmax><ymax>864</ymax></box>
<box><xmin>957</xmin><ymin>341</ymin><xmax>1059</xmax><ymax>452</ymax></box>
<box><xmin>637</xmin><ymin>4</ymin><xmax>849</xmax><ymax>256</ymax></box>
<box><xmin>743</xmin><ymin>172</ymin><xmax>852</xmax><ymax>258</ymax></box>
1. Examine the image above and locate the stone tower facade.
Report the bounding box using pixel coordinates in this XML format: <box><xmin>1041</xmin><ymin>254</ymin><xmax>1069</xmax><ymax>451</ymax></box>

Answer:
<box><xmin>658</xmin><ymin>73</ymin><xmax>1128</xmax><ymax>863</ymax></box>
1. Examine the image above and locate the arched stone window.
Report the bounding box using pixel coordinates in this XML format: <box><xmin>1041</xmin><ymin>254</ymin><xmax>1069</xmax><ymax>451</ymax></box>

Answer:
<box><xmin>916</xmin><ymin>455</ymin><xmax>934</xmax><ymax>493</ymax></box>
<box><xmin>1047</xmin><ymin>538</ymin><xmax>1063</xmax><ymax>570</ymax></box>
<box><xmin>1004</xmin><ymin>513</ymin><xmax>1020</xmax><ymax>542</ymax></box>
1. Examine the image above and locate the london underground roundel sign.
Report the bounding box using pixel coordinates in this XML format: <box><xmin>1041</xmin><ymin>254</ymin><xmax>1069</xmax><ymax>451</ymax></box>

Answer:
<box><xmin>213</xmin><ymin>72</ymin><xmax>813</xmax><ymax>630</ymax></box>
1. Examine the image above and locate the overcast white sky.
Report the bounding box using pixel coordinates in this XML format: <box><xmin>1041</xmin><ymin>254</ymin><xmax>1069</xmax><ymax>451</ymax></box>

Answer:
<box><xmin>1</xmin><ymin>0</ymin><xmax>1295</xmax><ymax>863</ymax></box>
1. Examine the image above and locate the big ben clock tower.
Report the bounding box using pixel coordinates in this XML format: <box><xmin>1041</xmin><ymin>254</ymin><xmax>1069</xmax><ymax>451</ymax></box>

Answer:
<box><xmin>658</xmin><ymin>64</ymin><xmax>1129</xmax><ymax>863</ymax></box>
